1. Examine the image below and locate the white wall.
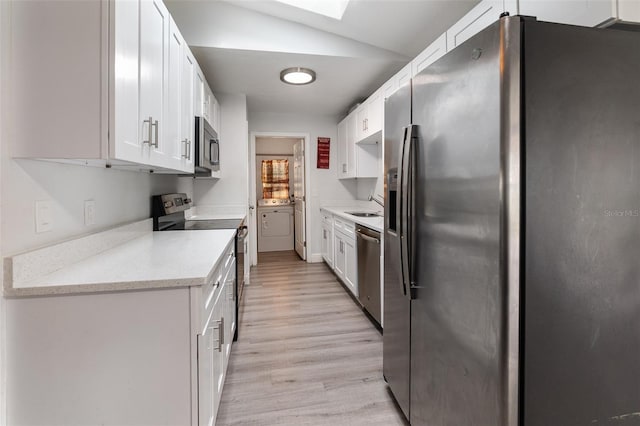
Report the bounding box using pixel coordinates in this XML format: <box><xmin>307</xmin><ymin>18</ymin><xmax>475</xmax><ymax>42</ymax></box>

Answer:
<box><xmin>256</xmin><ymin>137</ymin><xmax>298</xmax><ymax>155</ymax></box>
<box><xmin>0</xmin><ymin>2</ymin><xmax>5</xmax><ymax>422</ymax></box>
<box><xmin>249</xmin><ymin>111</ymin><xmax>358</xmax><ymax>261</ymax></box>
<box><xmin>1</xmin><ymin>160</ymin><xmax>186</xmax><ymax>257</ymax></box>
<box><xmin>193</xmin><ymin>93</ymin><xmax>248</xmax><ymax>209</ymax></box>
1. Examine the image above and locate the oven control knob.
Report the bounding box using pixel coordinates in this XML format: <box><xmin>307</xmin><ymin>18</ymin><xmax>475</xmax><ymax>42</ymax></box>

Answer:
<box><xmin>164</xmin><ymin>201</ymin><xmax>174</xmax><ymax>208</ymax></box>
<box><xmin>184</xmin><ymin>198</ymin><xmax>192</xmax><ymax>204</ymax></box>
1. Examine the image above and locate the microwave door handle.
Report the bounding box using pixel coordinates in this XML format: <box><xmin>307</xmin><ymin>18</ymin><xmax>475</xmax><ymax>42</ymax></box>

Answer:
<box><xmin>209</xmin><ymin>140</ymin><xmax>214</xmax><ymax>165</ymax></box>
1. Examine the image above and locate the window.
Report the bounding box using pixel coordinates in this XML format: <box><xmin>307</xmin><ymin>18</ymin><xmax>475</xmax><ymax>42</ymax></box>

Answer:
<box><xmin>262</xmin><ymin>159</ymin><xmax>289</xmax><ymax>199</ymax></box>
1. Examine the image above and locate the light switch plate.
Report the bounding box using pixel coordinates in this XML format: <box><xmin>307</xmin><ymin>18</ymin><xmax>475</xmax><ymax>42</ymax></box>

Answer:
<box><xmin>84</xmin><ymin>200</ymin><xmax>96</xmax><ymax>226</ymax></box>
<box><xmin>35</xmin><ymin>200</ymin><xmax>53</xmax><ymax>233</ymax></box>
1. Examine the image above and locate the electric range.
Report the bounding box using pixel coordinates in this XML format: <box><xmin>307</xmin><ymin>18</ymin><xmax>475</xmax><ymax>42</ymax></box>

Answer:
<box><xmin>152</xmin><ymin>193</ymin><xmax>247</xmax><ymax>341</ymax></box>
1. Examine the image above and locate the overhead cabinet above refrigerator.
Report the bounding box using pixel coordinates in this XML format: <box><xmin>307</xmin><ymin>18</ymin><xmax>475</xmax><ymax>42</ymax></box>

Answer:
<box><xmin>383</xmin><ymin>16</ymin><xmax>640</xmax><ymax>426</ymax></box>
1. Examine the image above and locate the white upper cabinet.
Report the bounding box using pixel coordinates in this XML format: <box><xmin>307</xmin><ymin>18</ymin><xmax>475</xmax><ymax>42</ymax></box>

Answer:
<box><xmin>412</xmin><ymin>33</ymin><xmax>447</xmax><ymax>77</ymax></box>
<box><xmin>447</xmin><ymin>0</ymin><xmax>515</xmax><ymax>50</ymax></box>
<box><xmin>139</xmin><ymin>0</ymin><xmax>170</xmax><ymax>168</ymax></box>
<box><xmin>519</xmin><ymin>0</ymin><xmax>640</xmax><ymax>27</ymax></box>
<box><xmin>337</xmin><ymin>110</ymin><xmax>379</xmax><ymax>180</ymax></box>
<box><xmin>181</xmin><ymin>49</ymin><xmax>195</xmax><ymax>171</ymax></box>
<box><xmin>162</xmin><ymin>17</ymin><xmax>194</xmax><ymax>174</ymax></box>
<box><xmin>194</xmin><ymin>67</ymin><xmax>205</xmax><ymax>118</ymax></box>
<box><xmin>346</xmin><ymin>113</ymin><xmax>357</xmax><ymax>177</ymax></box>
<box><xmin>8</xmin><ymin>0</ymin><xmax>215</xmax><ymax>174</ymax></box>
<box><xmin>382</xmin><ymin>63</ymin><xmax>411</xmax><ymax>101</ymax></box>
<box><xmin>618</xmin><ymin>0</ymin><xmax>640</xmax><ymax>23</ymax></box>
<box><xmin>166</xmin><ymin>16</ymin><xmax>185</xmax><ymax>171</ymax></box>
<box><xmin>112</xmin><ymin>0</ymin><xmax>142</xmax><ymax>164</ymax></box>
<box><xmin>337</xmin><ymin>118</ymin><xmax>349</xmax><ymax>178</ymax></box>
<box><xmin>355</xmin><ymin>89</ymin><xmax>382</xmax><ymax>143</ymax></box>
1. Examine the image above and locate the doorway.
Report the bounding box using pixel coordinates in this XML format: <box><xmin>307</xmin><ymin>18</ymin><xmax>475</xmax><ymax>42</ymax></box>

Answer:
<box><xmin>249</xmin><ymin>133</ymin><xmax>309</xmax><ymax>266</ymax></box>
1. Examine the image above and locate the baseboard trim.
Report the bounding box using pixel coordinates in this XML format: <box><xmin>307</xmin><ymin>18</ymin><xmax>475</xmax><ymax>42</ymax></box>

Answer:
<box><xmin>308</xmin><ymin>253</ymin><xmax>323</xmax><ymax>263</ymax></box>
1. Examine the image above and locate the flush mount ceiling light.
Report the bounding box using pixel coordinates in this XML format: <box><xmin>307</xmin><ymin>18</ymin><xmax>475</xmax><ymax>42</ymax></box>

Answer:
<box><xmin>280</xmin><ymin>67</ymin><xmax>316</xmax><ymax>85</ymax></box>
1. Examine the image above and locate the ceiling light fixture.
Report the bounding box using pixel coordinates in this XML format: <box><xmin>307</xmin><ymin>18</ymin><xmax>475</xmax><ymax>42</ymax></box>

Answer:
<box><xmin>280</xmin><ymin>67</ymin><xmax>316</xmax><ymax>85</ymax></box>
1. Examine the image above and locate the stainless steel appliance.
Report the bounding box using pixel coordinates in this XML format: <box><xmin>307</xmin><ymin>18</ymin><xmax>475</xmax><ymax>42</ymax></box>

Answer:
<box><xmin>195</xmin><ymin>116</ymin><xmax>220</xmax><ymax>174</ymax></box>
<box><xmin>152</xmin><ymin>193</ymin><xmax>247</xmax><ymax>341</ymax></box>
<box><xmin>356</xmin><ymin>225</ymin><xmax>381</xmax><ymax>325</ymax></box>
<box><xmin>384</xmin><ymin>16</ymin><xmax>640</xmax><ymax>425</ymax></box>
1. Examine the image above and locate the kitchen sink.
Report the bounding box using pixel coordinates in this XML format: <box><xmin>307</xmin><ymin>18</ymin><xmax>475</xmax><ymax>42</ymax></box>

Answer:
<box><xmin>346</xmin><ymin>212</ymin><xmax>382</xmax><ymax>217</ymax></box>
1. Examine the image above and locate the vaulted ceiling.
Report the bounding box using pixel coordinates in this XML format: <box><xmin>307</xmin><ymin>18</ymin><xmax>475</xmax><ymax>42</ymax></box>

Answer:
<box><xmin>165</xmin><ymin>0</ymin><xmax>480</xmax><ymax>117</ymax></box>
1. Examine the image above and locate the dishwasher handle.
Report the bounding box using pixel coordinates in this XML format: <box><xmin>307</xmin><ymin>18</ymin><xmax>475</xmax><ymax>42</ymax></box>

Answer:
<box><xmin>357</xmin><ymin>232</ymin><xmax>380</xmax><ymax>244</ymax></box>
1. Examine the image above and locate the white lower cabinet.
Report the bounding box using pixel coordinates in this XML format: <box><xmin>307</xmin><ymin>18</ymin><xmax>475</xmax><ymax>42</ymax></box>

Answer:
<box><xmin>6</xmin><ymin>242</ymin><xmax>237</xmax><ymax>426</ymax></box>
<box><xmin>321</xmin><ymin>212</ymin><xmax>334</xmax><ymax>267</ymax></box>
<box><xmin>330</xmin><ymin>215</ymin><xmax>358</xmax><ymax>297</ymax></box>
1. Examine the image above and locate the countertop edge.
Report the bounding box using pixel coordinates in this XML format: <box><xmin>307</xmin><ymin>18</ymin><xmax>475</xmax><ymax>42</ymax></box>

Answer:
<box><xmin>3</xmin><ymin>276</ymin><xmax>205</xmax><ymax>298</ymax></box>
<box><xmin>320</xmin><ymin>207</ymin><xmax>383</xmax><ymax>233</ymax></box>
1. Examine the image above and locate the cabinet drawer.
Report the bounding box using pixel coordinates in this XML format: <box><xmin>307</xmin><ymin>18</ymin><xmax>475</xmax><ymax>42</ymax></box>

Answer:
<box><xmin>335</xmin><ymin>218</ymin><xmax>355</xmax><ymax>239</ymax></box>
<box><xmin>321</xmin><ymin>211</ymin><xmax>334</xmax><ymax>226</ymax></box>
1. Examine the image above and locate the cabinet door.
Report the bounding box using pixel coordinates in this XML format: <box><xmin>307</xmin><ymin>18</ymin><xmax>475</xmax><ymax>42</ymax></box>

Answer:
<box><xmin>367</xmin><ymin>90</ymin><xmax>383</xmax><ymax>136</ymax></box>
<box><xmin>519</xmin><ymin>0</ymin><xmax>612</xmax><ymax>27</ymax></box>
<box><xmin>224</xmin><ymin>261</ymin><xmax>236</xmax><ymax>364</ymax></box>
<box><xmin>396</xmin><ymin>63</ymin><xmax>412</xmax><ymax>90</ymax></box>
<box><xmin>212</xmin><ymin>292</ymin><xmax>225</xmax><ymax>415</ymax></box>
<box><xmin>337</xmin><ymin>118</ymin><xmax>348</xmax><ymax>178</ymax></box>
<box><xmin>112</xmin><ymin>0</ymin><xmax>142</xmax><ymax>163</ymax></box>
<box><xmin>139</xmin><ymin>0</ymin><xmax>169</xmax><ymax>167</ymax></box>
<box><xmin>211</xmin><ymin>95</ymin><xmax>221</xmax><ymax>134</ymax></box>
<box><xmin>181</xmin><ymin>49</ymin><xmax>195</xmax><ymax>171</ymax></box>
<box><xmin>166</xmin><ymin>17</ymin><xmax>184</xmax><ymax>171</ymax></box>
<box><xmin>447</xmin><ymin>0</ymin><xmax>504</xmax><ymax>50</ymax></box>
<box><xmin>356</xmin><ymin>105</ymin><xmax>368</xmax><ymax>141</ymax></box>
<box><xmin>334</xmin><ymin>234</ymin><xmax>346</xmax><ymax>279</ymax></box>
<box><xmin>198</xmin><ymin>310</ymin><xmax>215</xmax><ymax>426</ymax></box>
<box><xmin>322</xmin><ymin>225</ymin><xmax>334</xmax><ymax>267</ymax></box>
<box><xmin>344</xmin><ymin>237</ymin><xmax>358</xmax><ymax>296</ymax></box>
<box><xmin>412</xmin><ymin>33</ymin><xmax>447</xmax><ymax>77</ymax></box>
<box><xmin>346</xmin><ymin>113</ymin><xmax>357</xmax><ymax>177</ymax></box>
<box><xmin>195</xmin><ymin>68</ymin><xmax>205</xmax><ymax>117</ymax></box>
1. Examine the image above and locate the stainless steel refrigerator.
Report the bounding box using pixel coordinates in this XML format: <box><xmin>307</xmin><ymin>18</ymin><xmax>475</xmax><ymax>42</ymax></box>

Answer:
<box><xmin>383</xmin><ymin>16</ymin><xmax>640</xmax><ymax>426</ymax></box>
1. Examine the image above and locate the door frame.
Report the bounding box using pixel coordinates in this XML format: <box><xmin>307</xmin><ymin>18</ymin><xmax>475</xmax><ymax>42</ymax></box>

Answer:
<box><xmin>249</xmin><ymin>132</ymin><xmax>311</xmax><ymax>266</ymax></box>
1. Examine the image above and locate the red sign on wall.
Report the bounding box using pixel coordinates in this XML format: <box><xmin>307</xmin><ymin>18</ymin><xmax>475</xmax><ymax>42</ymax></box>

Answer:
<box><xmin>317</xmin><ymin>137</ymin><xmax>330</xmax><ymax>169</ymax></box>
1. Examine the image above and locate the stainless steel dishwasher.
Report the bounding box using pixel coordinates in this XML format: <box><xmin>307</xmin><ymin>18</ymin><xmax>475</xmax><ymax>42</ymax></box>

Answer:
<box><xmin>356</xmin><ymin>225</ymin><xmax>381</xmax><ymax>325</ymax></box>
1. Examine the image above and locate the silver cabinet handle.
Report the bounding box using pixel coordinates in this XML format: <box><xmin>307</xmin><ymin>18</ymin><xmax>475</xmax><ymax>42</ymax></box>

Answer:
<box><xmin>182</xmin><ymin>139</ymin><xmax>189</xmax><ymax>158</ymax></box>
<box><xmin>219</xmin><ymin>317</ymin><xmax>225</xmax><ymax>348</ymax></box>
<box><xmin>151</xmin><ymin>120</ymin><xmax>159</xmax><ymax>148</ymax></box>
<box><xmin>323</xmin><ymin>229</ymin><xmax>326</xmax><ymax>239</ymax></box>
<box><xmin>187</xmin><ymin>140</ymin><xmax>191</xmax><ymax>160</ymax></box>
<box><xmin>342</xmin><ymin>164</ymin><xmax>347</xmax><ymax>173</ymax></box>
<box><xmin>213</xmin><ymin>320</ymin><xmax>222</xmax><ymax>352</ymax></box>
<box><xmin>143</xmin><ymin>116</ymin><xmax>153</xmax><ymax>146</ymax></box>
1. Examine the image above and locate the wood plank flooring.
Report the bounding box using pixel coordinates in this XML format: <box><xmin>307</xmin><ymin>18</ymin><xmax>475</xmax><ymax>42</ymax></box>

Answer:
<box><xmin>216</xmin><ymin>251</ymin><xmax>408</xmax><ymax>426</ymax></box>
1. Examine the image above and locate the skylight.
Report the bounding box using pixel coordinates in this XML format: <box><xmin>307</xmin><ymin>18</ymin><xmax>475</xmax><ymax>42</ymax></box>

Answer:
<box><xmin>274</xmin><ymin>0</ymin><xmax>350</xmax><ymax>20</ymax></box>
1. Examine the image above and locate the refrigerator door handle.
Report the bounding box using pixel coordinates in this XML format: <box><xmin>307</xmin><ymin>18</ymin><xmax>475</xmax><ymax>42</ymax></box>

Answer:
<box><xmin>396</xmin><ymin>127</ymin><xmax>408</xmax><ymax>296</ymax></box>
<box><xmin>401</xmin><ymin>125</ymin><xmax>418</xmax><ymax>299</ymax></box>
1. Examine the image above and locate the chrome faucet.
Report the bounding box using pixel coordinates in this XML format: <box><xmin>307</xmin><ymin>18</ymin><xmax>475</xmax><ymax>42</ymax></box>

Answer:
<box><xmin>369</xmin><ymin>194</ymin><xmax>384</xmax><ymax>208</ymax></box>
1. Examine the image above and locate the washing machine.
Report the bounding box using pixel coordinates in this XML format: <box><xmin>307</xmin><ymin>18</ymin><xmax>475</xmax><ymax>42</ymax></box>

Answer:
<box><xmin>258</xmin><ymin>199</ymin><xmax>294</xmax><ymax>252</ymax></box>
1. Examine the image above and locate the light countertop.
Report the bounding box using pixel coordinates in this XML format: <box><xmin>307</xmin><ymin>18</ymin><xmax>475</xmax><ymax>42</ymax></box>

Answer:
<box><xmin>320</xmin><ymin>206</ymin><xmax>384</xmax><ymax>233</ymax></box>
<box><xmin>6</xmin><ymin>230</ymin><xmax>236</xmax><ymax>297</ymax></box>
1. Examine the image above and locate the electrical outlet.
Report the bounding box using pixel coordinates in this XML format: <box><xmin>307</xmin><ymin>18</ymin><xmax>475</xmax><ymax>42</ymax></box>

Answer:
<box><xmin>35</xmin><ymin>200</ymin><xmax>53</xmax><ymax>233</ymax></box>
<box><xmin>84</xmin><ymin>200</ymin><xmax>96</xmax><ymax>226</ymax></box>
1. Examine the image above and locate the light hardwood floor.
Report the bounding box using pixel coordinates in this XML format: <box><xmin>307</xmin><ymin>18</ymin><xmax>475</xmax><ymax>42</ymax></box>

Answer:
<box><xmin>216</xmin><ymin>251</ymin><xmax>408</xmax><ymax>426</ymax></box>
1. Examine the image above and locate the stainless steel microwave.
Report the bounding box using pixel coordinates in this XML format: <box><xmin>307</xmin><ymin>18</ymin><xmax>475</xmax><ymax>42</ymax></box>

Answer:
<box><xmin>194</xmin><ymin>116</ymin><xmax>220</xmax><ymax>173</ymax></box>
